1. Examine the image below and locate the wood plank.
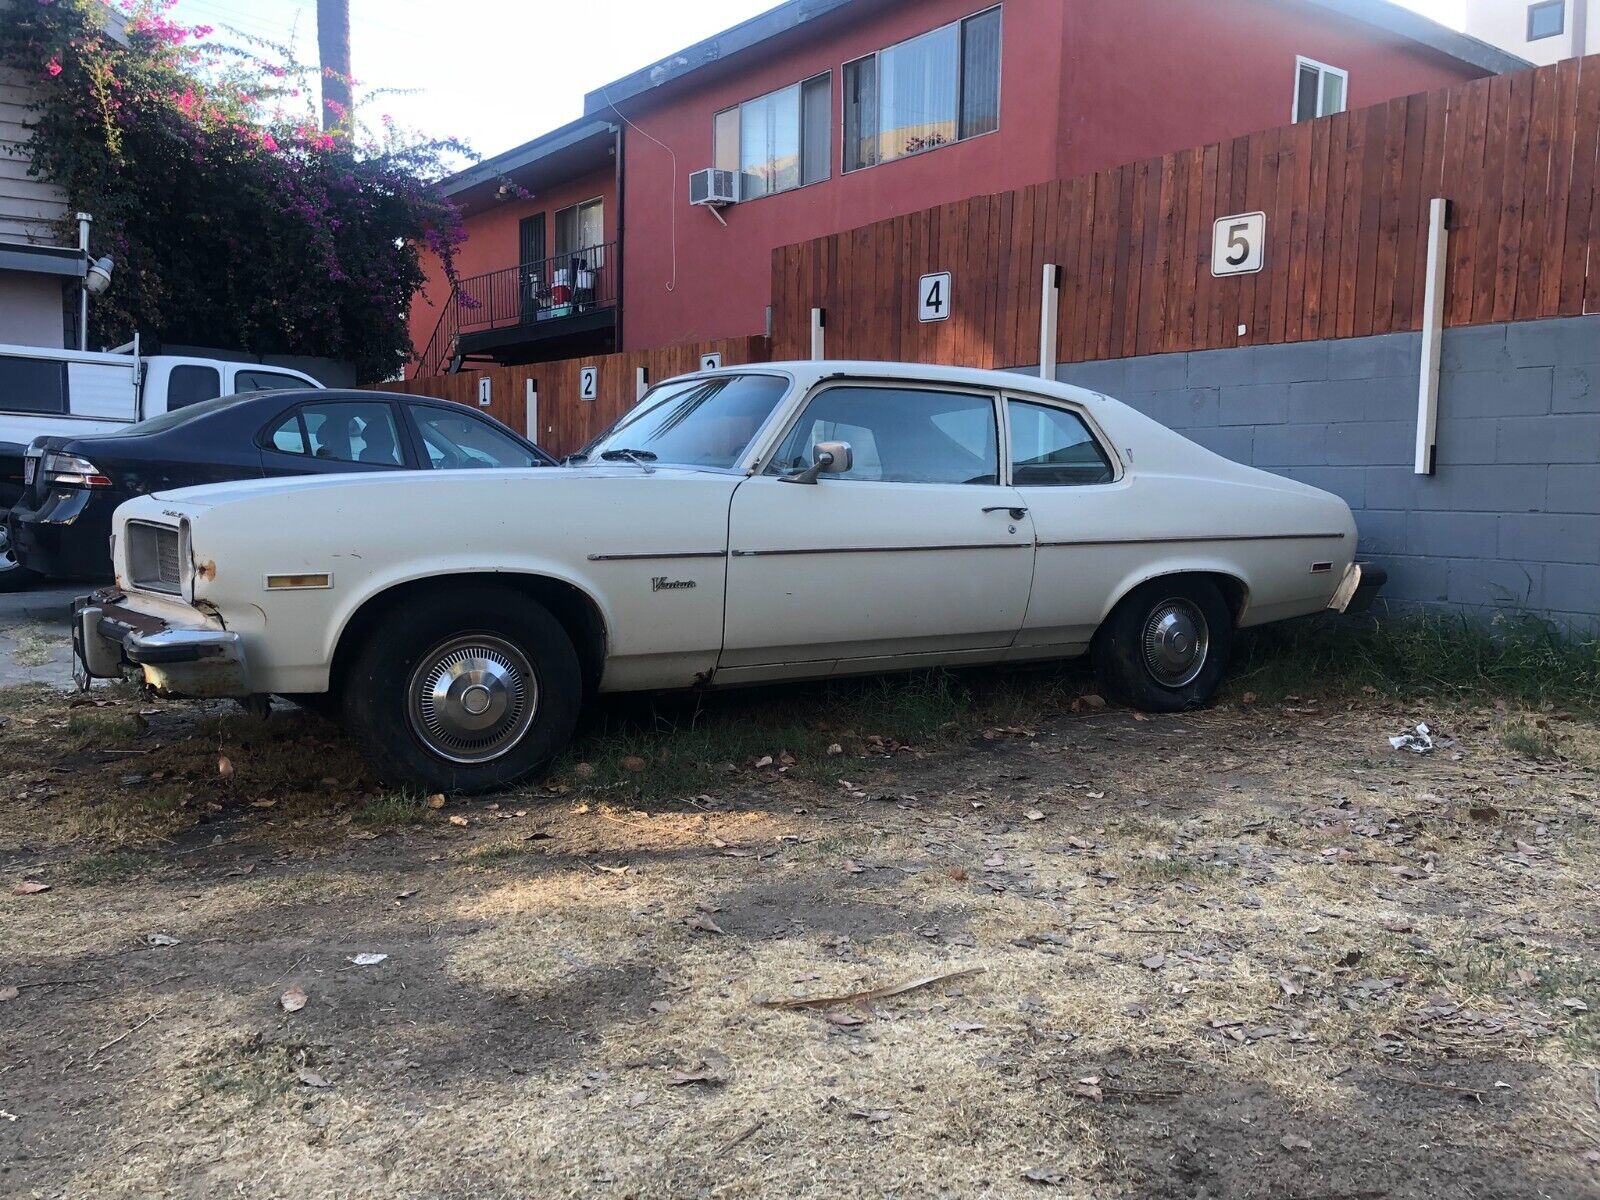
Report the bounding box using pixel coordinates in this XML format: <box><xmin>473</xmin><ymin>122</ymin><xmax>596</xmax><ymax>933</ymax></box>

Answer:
<box><xmin>1301</xmin><ymin>117</ymin><xmax>1330</xmax><ymax>338</ymax></box>
<box><xmin>1352</xmin><ymin>103</ymin><xmax>1392</xmax><ymax>339</ymax></box>
<box><xmin>1491</xmin><ymin>69</ymin><xmax>1536</xmax><ymax>322</ymax></box>
<box><xmin>1472</xmin><ymin>74</ymin><xmax>1513</xmax><ymax>324</ymax></box>
<box><xmin>1568</xmin><ymin>57</ymin><xmax>1600</xmax><ymax>314</ymax></box>
<box><xmin>1537</xmin><ymin>58</ymin><xmax>1581</xmax><ymax>316</ymax></box>
<box><xmin>1390</xmin><ymin>91</ymin><xmax>1432</xmax><ymax>334</ymax></box>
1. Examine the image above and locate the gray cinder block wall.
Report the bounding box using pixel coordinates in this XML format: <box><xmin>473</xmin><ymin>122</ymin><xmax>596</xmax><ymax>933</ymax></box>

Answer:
<box><xmin>1049</xmin><ymin>314</ymin><xmax>1600</xmax><ymax>632</ymax></box>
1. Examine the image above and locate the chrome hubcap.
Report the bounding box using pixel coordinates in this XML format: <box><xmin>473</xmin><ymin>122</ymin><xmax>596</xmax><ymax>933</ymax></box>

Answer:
<box><xmin>1141</xmin><ymin>598</ymin><xmax>1209</xmax><ymax>688</ymax></box>
<box><xmin>0</xmin><ymin>523</ymin><xmax>15</xmax><ymax>570</ymax></box>
<box><xmin>406</xmin><ymin>635</ymin><xmax>538</xmax><ymax>764</ymax></box>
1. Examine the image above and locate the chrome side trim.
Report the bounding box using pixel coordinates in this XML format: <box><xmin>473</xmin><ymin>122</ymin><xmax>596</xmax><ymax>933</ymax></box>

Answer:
<box><xmin>730</xmin><ymin>543</ymin><xmax>1029</xmax><ymax>557</ymax></box>
<box><xmin>586</xmin><ymin>551</ymin><xmax>727</xmax><ymax>562</ymax></box>
<box><xmin>1037</xmin><ymin>532</ymin><xmax>1347</xmax><ymax>549</ymax></box>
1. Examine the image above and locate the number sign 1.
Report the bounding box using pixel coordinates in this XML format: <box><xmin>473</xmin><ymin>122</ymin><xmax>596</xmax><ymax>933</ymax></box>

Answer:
<box><xmin>1212</xmin><ymin>212</ymin><xmax>1266</xmax><ymax>276</ymax></box>
<box><xmin>579</xmin><ymin>366</ymin><xmax>598</xmax><ymax>400</ymax></box>
<box><xmin>477</xmin><ymin>377</ymin><xmax>492</xmax><ymax>407</ymax></box>
<box><xmin>918</xmin><ymin>271</ymin><xmax>951</xmax><ymax>322</ymax></box>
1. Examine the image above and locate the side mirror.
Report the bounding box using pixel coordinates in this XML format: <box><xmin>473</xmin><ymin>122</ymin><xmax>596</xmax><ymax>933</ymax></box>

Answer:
<box><xmin>780</xmin><ymin>440</ymin><xmax>853</xmax><ymax>485</ymax></box>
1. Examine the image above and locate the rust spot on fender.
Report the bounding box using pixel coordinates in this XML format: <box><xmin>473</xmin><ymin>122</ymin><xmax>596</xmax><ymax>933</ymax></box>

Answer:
<box><xmin>196</xmin><ymin>560</ymin><xmax>217</xmax><ymax>582</ymax></box>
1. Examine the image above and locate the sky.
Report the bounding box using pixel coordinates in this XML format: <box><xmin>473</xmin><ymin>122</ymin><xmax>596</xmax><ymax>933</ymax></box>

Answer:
<box><xmin>168</xmin><ymin>0</ymin><xmax>1471</xmax><ymax>165</ymax></box>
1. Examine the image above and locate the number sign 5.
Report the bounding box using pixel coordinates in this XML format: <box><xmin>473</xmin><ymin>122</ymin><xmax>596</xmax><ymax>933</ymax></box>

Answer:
<box><xmin>1211</xmin><ymin>212</ymin><xmax>1266</xmax><ymax>276</ymax></box>
<box><xmin>918</xmin><ymin>272</ymin><xmax>952</xmax><ymax>322</ymax></box>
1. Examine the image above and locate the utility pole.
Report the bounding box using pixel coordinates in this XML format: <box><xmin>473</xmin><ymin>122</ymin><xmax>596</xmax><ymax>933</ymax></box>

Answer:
<box><xmin>317</xmin><ymin>0</ymin><xmax>352</xmax><ymax>133</ymax></box>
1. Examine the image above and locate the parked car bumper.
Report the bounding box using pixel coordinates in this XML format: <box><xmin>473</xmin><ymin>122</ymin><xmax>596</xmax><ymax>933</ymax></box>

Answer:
<box><xmin>73</xmin><ymin>588</ymin><xmax>252</xmax><ymax>698</ymax></box>
<box><xmin>9</xmin><ymin>486</ymin><xmax>119</xmax><ymax>580</ymax></box>
<box><xmin>1328</xmin><ymin>562</ymin><xmax>1386</xmax><ymax>615</ymax></box>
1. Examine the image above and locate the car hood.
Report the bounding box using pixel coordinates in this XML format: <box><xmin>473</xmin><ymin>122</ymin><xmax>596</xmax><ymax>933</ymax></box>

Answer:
<box><xmin>147</xmin><ymin>464</ymin><xmax>732</xmax><ymax>512</ymax></box>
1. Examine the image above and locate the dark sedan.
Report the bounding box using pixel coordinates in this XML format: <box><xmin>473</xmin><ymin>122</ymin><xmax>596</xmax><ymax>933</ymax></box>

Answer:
<box><xmin>2</xmin><ymin>388</ymin><xmax>556</xmax><ymax>590</ymax></box>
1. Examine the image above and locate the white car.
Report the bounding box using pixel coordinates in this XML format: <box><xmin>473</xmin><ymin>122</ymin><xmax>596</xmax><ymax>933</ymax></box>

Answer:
<box><xmin>74</xmin><ymin>362</ymin><xmax>1379</xmax><ymax>793</ymax></box>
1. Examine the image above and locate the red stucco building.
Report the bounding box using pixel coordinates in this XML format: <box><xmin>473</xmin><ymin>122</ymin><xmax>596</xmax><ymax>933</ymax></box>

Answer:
<box><xmin>409</xmin><ymin>0</ymin><xmax>1523</xmax><ymax>377</ymax></box>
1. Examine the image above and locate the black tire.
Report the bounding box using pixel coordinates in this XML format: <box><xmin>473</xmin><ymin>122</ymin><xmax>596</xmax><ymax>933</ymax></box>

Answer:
<box><xmin>0</xmin><ymin>523</ymin><xmax>43</xmax><ymax>593</ymax></box>
<box><xmin>1091</xmin><ymin>576</ymin><xmax>1233</xmax><ymax>712</ymax></box>
<box><xmin>341</xmin><ymin>586</ymin><xmax>582</xmax><ymax>795</ymax></box>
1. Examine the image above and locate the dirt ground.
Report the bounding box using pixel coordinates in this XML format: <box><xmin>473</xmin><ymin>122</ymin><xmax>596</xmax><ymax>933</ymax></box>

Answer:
<box><xmin>1</xmin><ymin>670</ymin><xmax>1598</xmax><ymax>1199</ymax></box>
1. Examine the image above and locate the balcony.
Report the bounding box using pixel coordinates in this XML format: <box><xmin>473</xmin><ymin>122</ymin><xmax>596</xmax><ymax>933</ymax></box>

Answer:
<box><xmin>417</xmin><ymin>241</ymin><xmax>618</xmax><ymax>376</ymax></box>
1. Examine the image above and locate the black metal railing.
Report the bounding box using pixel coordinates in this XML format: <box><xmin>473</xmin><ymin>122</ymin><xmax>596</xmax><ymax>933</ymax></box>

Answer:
<box><xmin>417</xmin><ymin>240</ymin><xmax>618</xmax><ymax>376</ymax></box>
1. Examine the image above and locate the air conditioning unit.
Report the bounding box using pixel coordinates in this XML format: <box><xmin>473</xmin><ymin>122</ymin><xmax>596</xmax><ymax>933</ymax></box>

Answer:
<box><xmin>689</xmin><ymin>168</ymin><xmax>740</xmax><ymax>207</ymax></box>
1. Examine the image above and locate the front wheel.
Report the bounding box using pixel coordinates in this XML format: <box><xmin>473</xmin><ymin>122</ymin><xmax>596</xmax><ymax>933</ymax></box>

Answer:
<box><xmin>0</xmin><ymin>522</ymin><xmax>43</xmax><ymax>593</ymax></box>
<box><xmin>1091</xmin><ymin>577</ymin><xmax>1232</xmax><ymax>712</ymax></box>
<box><xmin>341</xmin><ymin>587</ymin><xmax>582</xmax><ymax>795</ymax></box>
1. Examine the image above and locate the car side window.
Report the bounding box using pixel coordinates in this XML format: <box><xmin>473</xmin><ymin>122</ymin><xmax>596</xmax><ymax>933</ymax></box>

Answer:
<box><xmin>284</xmin><ymin>402</ymin><xmax>405</xmax><ymax>466</ymax></box>
<box><xmin>167</xmin><ymin>365</ymin><xmax>222</xmax><ymax>411</ymax></box>
<box><xmin>770</xmin><ymin>385</ymin><xmax>998</xmax><ymax>485</ymax></box>
<box><xmin>409</xmin><ymin>406</ymin><xmax>541</xmax><ymax>469</ymax></box>
<box><xmin>235</xmin><ymin>369</ymin><xmax>310</xmax><ymax>392</ymax></box>
<box><xmin>266</xmin><ymin>411</ymin><xmax>308</xmax><ymax>455</ymax></box>
<box><xmin>1007</xmin><ymin>400</ymin><xmax>1114</xmax><ymax>487</ymax></box>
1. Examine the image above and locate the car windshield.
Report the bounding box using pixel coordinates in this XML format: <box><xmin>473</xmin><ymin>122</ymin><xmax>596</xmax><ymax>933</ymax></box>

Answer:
<box><xmin>574</xmin><ymin>373</ymin><xmax>790</xmax><ymax>469</ymax></box>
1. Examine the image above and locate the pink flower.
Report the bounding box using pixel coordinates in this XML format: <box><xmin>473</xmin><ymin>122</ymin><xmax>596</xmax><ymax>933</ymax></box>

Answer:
<box><xmin>46</xmin><ymin>58</ymin><xmax>62</xmax><ymax>76</ymax></box>
<box><xmin>261</xmin><ymin>132</ymin><xmax>278</xmax><ymax>151</ymax></box>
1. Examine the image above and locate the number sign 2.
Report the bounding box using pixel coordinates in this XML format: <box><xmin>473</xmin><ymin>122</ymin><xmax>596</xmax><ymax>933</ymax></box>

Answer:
<box><xmin>1211</xmin><ymin>212</ymin><xmax>1265</xmax><ymax>276</ymax></box>
<box><xmin>579</xmin><ymin>366</ymin><xmax>598</xmax><ymax>400</ymax></box>
<box><xmin>918</xmin><ymin>271</ymin><xmax>952</xmax><ymax>322</ymax></box>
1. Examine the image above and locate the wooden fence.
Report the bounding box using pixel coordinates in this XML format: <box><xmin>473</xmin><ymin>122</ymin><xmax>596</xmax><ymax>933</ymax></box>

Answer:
<box><xmin>770</xmin><ymin>54</ymin><xmax>1600</xmax><ymax>365</ymax></box>
<box><xmin>381</xmin><ymin>335</ymin><xmax>769</xmax><ymax>456</ymax></box>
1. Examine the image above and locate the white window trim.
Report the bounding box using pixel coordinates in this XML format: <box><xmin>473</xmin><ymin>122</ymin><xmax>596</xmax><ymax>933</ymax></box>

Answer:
<box><xmin>1293</xmin><ymin>55</ymin><xmax>1349</xmax><ymax>123</ymax></box>
<box><xmin>712</xmin><ymin>72</ymin><xmax>832</xmax><ymax>202</ymax></box>
<box><xmin>841</xmin><ymin>3</ymin><xmax>1004</xmax><ymax>175</ymax></box>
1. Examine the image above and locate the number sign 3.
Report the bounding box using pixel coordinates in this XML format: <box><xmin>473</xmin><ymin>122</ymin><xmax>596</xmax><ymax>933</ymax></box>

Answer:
<box><xmin>579</xmin><ymin>366</ymin><xmax>598</xmax><ymax>400</ymax></box>
<box><xmin>1212</xmin><ymin>212</ymin><xmax>1265</xmax><ymax>276</ymax></box>
<box><xmin>918</xmin><ymin>272</ymin><xmax>952</xmax><ymax>322</ymax></box>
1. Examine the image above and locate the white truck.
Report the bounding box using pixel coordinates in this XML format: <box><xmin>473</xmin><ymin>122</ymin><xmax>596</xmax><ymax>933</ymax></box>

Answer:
<box><xmin>1</xmin><ymin>339</ymin><xmax>321</xmax><ymax>574</ymax></box>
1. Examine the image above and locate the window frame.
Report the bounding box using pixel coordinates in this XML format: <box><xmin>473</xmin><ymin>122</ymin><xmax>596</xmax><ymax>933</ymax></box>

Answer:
<box><xmin>1526</xmin><ymin>0</ymin><xmax>1565</xmax><ymax>40</ymax></box>
<box><xmin>1292</xmin><ymin>55</ymin><xmax>1349</xmax><ymax>123</ymax></box>
<box><xmin>841</xmin><ymin>4</ymin><xmax>1003</xmax><ymax>175</ymax></box>
<box><xmin>553</xmin><ymin>196</ymin><xmax>605</xmax><ymax>258</ymax></box>
<box><xmin>257</xmin><ymin>398</ymin><xmax>413</xmax><ymax>468</ymax></box>
<box><xmin>712</xmin><ymin>71</ymin><xmax>833</xmax><ymax>202</ymax></box>
<box><xmin>759</xmin><ymin>379</ymin><xmax>1006</xmax><ymax>486</ymax></box>
<box><xmin>402</xmin><ymin>400</ymin><xmax>549</xmax><ymax>470</ymax></box>
<box><xmin>1002</xmin><ymin>395</ymin><xmax>1122</xmax><ymax>489</ymax></box>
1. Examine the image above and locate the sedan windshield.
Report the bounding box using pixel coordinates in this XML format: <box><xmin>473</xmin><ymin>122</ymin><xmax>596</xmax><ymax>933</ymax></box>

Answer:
<box><xmin>574</xmin><ymin>373</ymin><xmax>790</xmax><ymax>469</ymax></box>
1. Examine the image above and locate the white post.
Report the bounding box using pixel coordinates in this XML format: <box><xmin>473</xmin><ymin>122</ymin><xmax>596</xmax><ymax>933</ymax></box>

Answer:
<box><xmin>810</xmin><ymin>307</ymin><xmax>825</xmax><ymax>361</ymax></box>
<box><xmin>1039</xmin><ymin>263</ymin><xmax>1061</xmax><ymax>380</ymax></box>
<box><xmin>1414</xmin><ymin>198</ymin><xmax>1450</xmax><ymax>476</ymax></box>
<box><xmin>77</xmin><ymin>212</ymin><xmax>92</xmax><ymax>350</ymax></box>
<box><xmin>635</xmin><ymin>366</ymin><xmax>649</xmax><ymax>400</ymax></box>
<box><xmin>525</xmin><ymin>377</ymin><xmax>538</xmax><ymax>442</ymax></box>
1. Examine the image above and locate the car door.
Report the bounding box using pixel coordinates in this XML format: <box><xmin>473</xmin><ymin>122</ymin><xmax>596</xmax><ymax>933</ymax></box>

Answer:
<box><xmin>259</xmin><ymin>399</ymin><xmax>412</xmax><ymax>478</ymax></box>
<box><xmin>720</xmin><ymin>381</ymin><xmax>1035</xmax><ymax>676</ymax></box>
<box><xmin>1004</xmin><ymin>395</ymin><xmax>1130</xmax><ymax>650</ymax></box>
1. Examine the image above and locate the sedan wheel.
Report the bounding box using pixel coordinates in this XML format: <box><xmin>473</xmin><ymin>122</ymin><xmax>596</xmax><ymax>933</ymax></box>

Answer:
<box><xmin>406</xmin><ymin>634</ymin><xmax>539</xmax><ymax>764</ymax></box>
<box><xmin>1092</xmin><ymin>577</ymin><xmax>1232</xmax><ymax>712</ymax></box>
<box><xmin>0</xmin><ymin>523</ymin><xmax>43</xmax><ymax>593</ymax></box>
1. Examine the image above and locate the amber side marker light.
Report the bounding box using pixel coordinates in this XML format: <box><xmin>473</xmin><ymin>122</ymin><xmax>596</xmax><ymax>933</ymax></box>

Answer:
<box><xmin>264</xmin><ymin>573</ymin><xmax>333</xmax><ymax>590</ymax></box>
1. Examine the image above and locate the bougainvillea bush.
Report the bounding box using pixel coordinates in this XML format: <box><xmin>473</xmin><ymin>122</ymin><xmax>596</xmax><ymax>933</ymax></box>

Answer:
<box><xmin>0</xmin><ymin>0</ymin><xmax>467</xmax><ymax>382</ymax></box>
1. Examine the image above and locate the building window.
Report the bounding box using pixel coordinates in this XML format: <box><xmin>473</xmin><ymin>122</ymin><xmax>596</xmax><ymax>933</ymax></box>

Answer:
<box><xmin>843</xmin><ymin>5</ymin><xmax>1002</xmax><ymax>174</ymax></box>
<box><xmin>714</xmin><ymin>74</ymin><xmax>830</xmax><ymax>200</ymax></box>
<box><xmin>554</xmin><ymin>197</ymin><xmax>604</xmax><ymax>257</ymax></box>
<box><xmin>1293</xmin><ymin>56</ymin><xmax>1348</xmax><ymax>123</ymax></box>
<box><xmin>1527</xmin><ymin>1</ymin><xmax>1565</xmax><ymax>40</ymax></box>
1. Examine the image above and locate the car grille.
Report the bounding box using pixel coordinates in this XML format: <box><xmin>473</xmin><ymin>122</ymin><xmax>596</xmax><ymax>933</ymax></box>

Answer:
<box><xmin>127</xmin><ymin>521</ymin><xmax>182</xmax><ymax>594</ymax></box>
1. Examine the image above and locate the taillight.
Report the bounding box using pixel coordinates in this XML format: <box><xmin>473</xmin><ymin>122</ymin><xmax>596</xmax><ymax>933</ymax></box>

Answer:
<box><xmin>42</xmin><ymin>451</ymin><xmax>112</xmax><ymax>488</ymax></box>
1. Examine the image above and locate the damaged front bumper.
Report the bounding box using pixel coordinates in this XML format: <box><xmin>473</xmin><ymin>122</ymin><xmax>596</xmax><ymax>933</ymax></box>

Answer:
<box><xmin>1327</xmin><ymin>562</ymin><xmax>1387</xmax><ymax>615</ymax></box>
<box><xmin>73</xmin><ymin>587</ymin><xmax>252</xmax><ymax>698</ymax></box>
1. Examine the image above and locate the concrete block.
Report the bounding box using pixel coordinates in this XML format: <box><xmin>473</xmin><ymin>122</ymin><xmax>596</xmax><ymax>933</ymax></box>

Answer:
<box><xmin>1506</xmin><ymin>315</ymin><xmax>1600</xmax><ymax>367</ymax></box>
<box><xmin>1365</xmin><ymin>465</ymin><xmax>1428</xmax><ymax>511</ymax></box>
<box><xmin>1289</xmin><ymin>378</ymin><xmax>1385</xmax><ymax>423</ymax></box>
<box><xmin>1326</xmin><ymin>331</ymin><xmax>1419</xmax><ymax>381</ymax></box>
<box><xmin>1183</xmin><ymin>425</ymin><xmax>1254</xmax><ymax>464</ymax></box>
<box><xmin>1404</xmin><ymin>510</ymin><xmax>1500</xmax><ymax>559</ymax></box>
<box><xmin>1218</xmin><ymin>383</ymin><xmax>1290</xmax><ymax>427</ymax></box>
<box><xmin>1325</xmin><ymin>420</ymin><xmax>1415</xmax><ymax>468</ymax></box>
<box><xmin>1186</xmin><ymin>348</ymin><xmax>1256</xmax><ymax>388</ymax></box>
<box><xmin>1495</xmin><ymin>414</ymin><xmax>1600</xmax><ymax>464</ymax></box>
<box><xmin>1252</xmin><ymin>423</ymin><xmax>1328</xmax><ymax>467</ymax></box>
<box><xmin>1439</xmin><ymin>324</ymin><xmax>1510</xmax><ymax>373</ymax></box>
<box><xmin>1435</xmin><ymin>465</ymin><xmax>1549</xmax><ymax>513</ymax></box>
<box><xmin>1554</xmin><ymin>364</ymin><xmax>1599</xmax><ymax>413</ymax></box>
<box><xmin>1446</xmin><ymin>558</ymin><xmax>1542</xmax><ymax>609</ymax></box>
<box><xmin>1377</xmin><ymin>555</ymin><xmax>1450</xmax><ymax>603</ymax></box>
<box><xmin>1249</xmin><ymin>340</ymin><xmax>1332</xmax><ymax>384</ymax></box>
<box><xmin>1542</xmin><ymin>562</ymin><xmax>1600</xmax><ymax>617</ymax></box>
<box><xmin>1439</xmin><ymin>368</ymin><xmax>1553</xmax><ymax>419</ymax></box>
<box><xmin>1353</xmin><ymin>509</ymin><xmax>1407</xmax><ymax>554</ymax></box>
<box><xmin>1123</xmin><ymin>352</ymin><xmax>1189</xmax><ymax>393</ymax></box>
<box><xmin>1134</xmin><ymin>387</ymin><xmax>1219</xmax><ymax>429</ymax></box>
<box><xmin>1497</xmin><ymin>513</ymin><xmax>1600</xmax><ymax>565</ymax></box>
<box><xmin>1433</xmin><ymin>417</ymin><xmax>1499</xmax><ymax>466</ymax></box>
<box><xmin>1056</xmin><ymin>360</ymin><xmax>1126</xmax><ymax>394</ymax></box>
<box><xmin>1363</xmin><ymin>376</ymin><xmax>1424</xmax><ymax>422</ymax></box>
<box><xmin>1548</xmin><ymin>464</ymin><xmax>1600</xmax><ymax>514</ymax></box>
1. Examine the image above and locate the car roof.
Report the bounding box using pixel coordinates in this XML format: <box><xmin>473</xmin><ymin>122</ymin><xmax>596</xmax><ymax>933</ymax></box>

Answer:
<box><xmin>665</xmin><ymin>360</ymin><xmax>1108</xmax><ymax>406</ymax></box>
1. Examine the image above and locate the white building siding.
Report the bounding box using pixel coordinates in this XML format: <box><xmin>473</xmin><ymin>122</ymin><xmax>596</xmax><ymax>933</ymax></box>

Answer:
<box><xmin>1464</xmin><ymin>0</ymin><xmax>1599</xmax><ymax>66</ymax></box>
<box><xmin>0</xmin><ymin>66</ymin><xmax>70</xmax><ymax>245</ymax></box>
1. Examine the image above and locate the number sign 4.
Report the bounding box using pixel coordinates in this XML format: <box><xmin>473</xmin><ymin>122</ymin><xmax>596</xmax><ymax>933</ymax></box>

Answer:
<box><xmin>1212</xmin><ymin>212</ymin><xmax>1265</xmax><ymax>276</ymax></box>
<box><xmin>918</xmin><ymin>272</ymin><xmax>952</xmax><ymax>322</ymax></box>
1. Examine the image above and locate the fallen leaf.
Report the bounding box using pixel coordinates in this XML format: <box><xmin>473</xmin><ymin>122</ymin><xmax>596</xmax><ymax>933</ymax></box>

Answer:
<box><xmin>348</xmin><ymin>953</ymin><xmax>388</xmax><ymax>966</ymax></box>
<box><xmin>1025</xmin><ymin>809</ymin><xmax>1045</xmax><ymax>822</ymax></box>
<box><xmin>824</xmin><ymin>1011</ymin><xmax>865</xmax><ymax>1027</ymax></box>
<box><xmin>843</xmin><ymin>859</ymin><xmax>866</xmax><ymax>874</ymax></box>
<box><xmin>1280</xmin><ymin>1134</ymin><xmax>1313</xmax><ymax>1152</ymax></box>
<box><xmin>648</xmin><ymin>999</ymin><xmax>671</xmax><ymax>1015</ymax></box>
<box><xmin>426</xmin><ymin>794</ymin><xmax>446</xmax><ymax>809</ymax></box>
<box><xmin>12</xmin><ymin>881</ymin><xmax>50</xmax><ymax>896</ymax></box>
<box><xmin>296</xmin><ymin>1068</ymin><xmax>331</xmax><ymax>1088</ymax></box>
<box><xmin>0</xmin><ymin>986</ymin><xmax>18</xmax><ymax>1002</ymax></box>
<box><xmin>280</xmin><ymin>986</ymin><xmax>307</xmax><ymax>1013</ymax></box>
<box><xmin>849</xmin><ymin>1108</ymin><xmax>894</xmax><ymax>1123</ymax></box>
<box><xmin>621</xmin><ymin>755</ymin><xmax>647</xmax><ymax>773</ymax></box>
<box><xmin>1279</xmin><ymin>977</ymin><xmax>1304</xmax><ymax>997</ymax></box>
<box><xmin>1022</xmin><ymin>1167</ymin><xmax>1071</xmax><ymax>1186</ymax></box>
<box><xmin>687</xmin><ymin>914</ymin><xmax>724</xmax><ymax>934</ymax></box>
<box><xmin>1141</xmin><ymin>954</ymin><xmax>1166</xmax><ymax>970</ymax></box>
<box><xmin>753</xmin><ymin>755</ymin><xmax>774</xmax><ymax>769</ymax></box>
<box><xmin>951</xmin><ymin>1021</ymin><xmax>987</xmax><ymax>1033</ymax></box>
<box><xmin>396</xmin><ymin>888</ymin><xmax>418</xmax><ymax>900</ymax></box>
<box><xmin>758</xmin><ymin>966</ymin><xmax>985</xmax><ymax>1010</ymax></box>
<box><xmin>144</xmin><ymin>932</ymin><xmax>180</xmax><ymax>947</ymax></box>
<box><xmin>217</xmin><ymin>755</ymin><xmax>234</xmax><ymax>779</ymax></box>
<box><xmin>826</xmin><ymin>743</ymin><xmax>844</xmax><ymax>756</ymax></box>
<box><xmin>448</xmin><ymin>815</ymin><xmax>469</xmax><ymax>827</ymax></box>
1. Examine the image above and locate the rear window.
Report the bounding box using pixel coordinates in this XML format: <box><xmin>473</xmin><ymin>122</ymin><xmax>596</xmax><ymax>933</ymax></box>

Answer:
<box><xmin>101</xmin><ymin>391</ymin><xmax>258</xmax><ymax>437</ymax></box>
<box><xmin>167</xmin><ymin>365</ymin><xmax>222</xmax><ymax>410</ymax></box>
<box><xmin>0</xmin><ymin>356</ymin><xmax>68</xmax><ymax>415</ymax></box>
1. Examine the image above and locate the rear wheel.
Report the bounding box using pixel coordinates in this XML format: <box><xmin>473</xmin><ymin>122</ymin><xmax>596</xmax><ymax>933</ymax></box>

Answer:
<box><xmin>0</xmin><ymin>523</ymin><xmax>43</xmax><ymax>593</ymax></box>
<box><xmin>1092</xmin><ymin>577</ymin><xmax>1232</xmax><ymax>712</ymax></box>
<box><xmin>342</xmin><ymin>586</ymin><xmax>581</xmax><ymax>794</ymax></box>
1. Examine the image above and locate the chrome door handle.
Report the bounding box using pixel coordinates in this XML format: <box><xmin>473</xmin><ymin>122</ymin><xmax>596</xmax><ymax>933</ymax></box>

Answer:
<box><xmin>983</xmin><ymin>505</ymin><xmax>1029</xmax><ymax>520</ymax></box>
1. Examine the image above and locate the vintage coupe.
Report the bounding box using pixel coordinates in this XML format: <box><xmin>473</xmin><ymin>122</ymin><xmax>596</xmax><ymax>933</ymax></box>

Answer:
<box><xmin>74</xmin><ymin>362</ymin><xmax>1378</xmax><ymax>793</ymax></box>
